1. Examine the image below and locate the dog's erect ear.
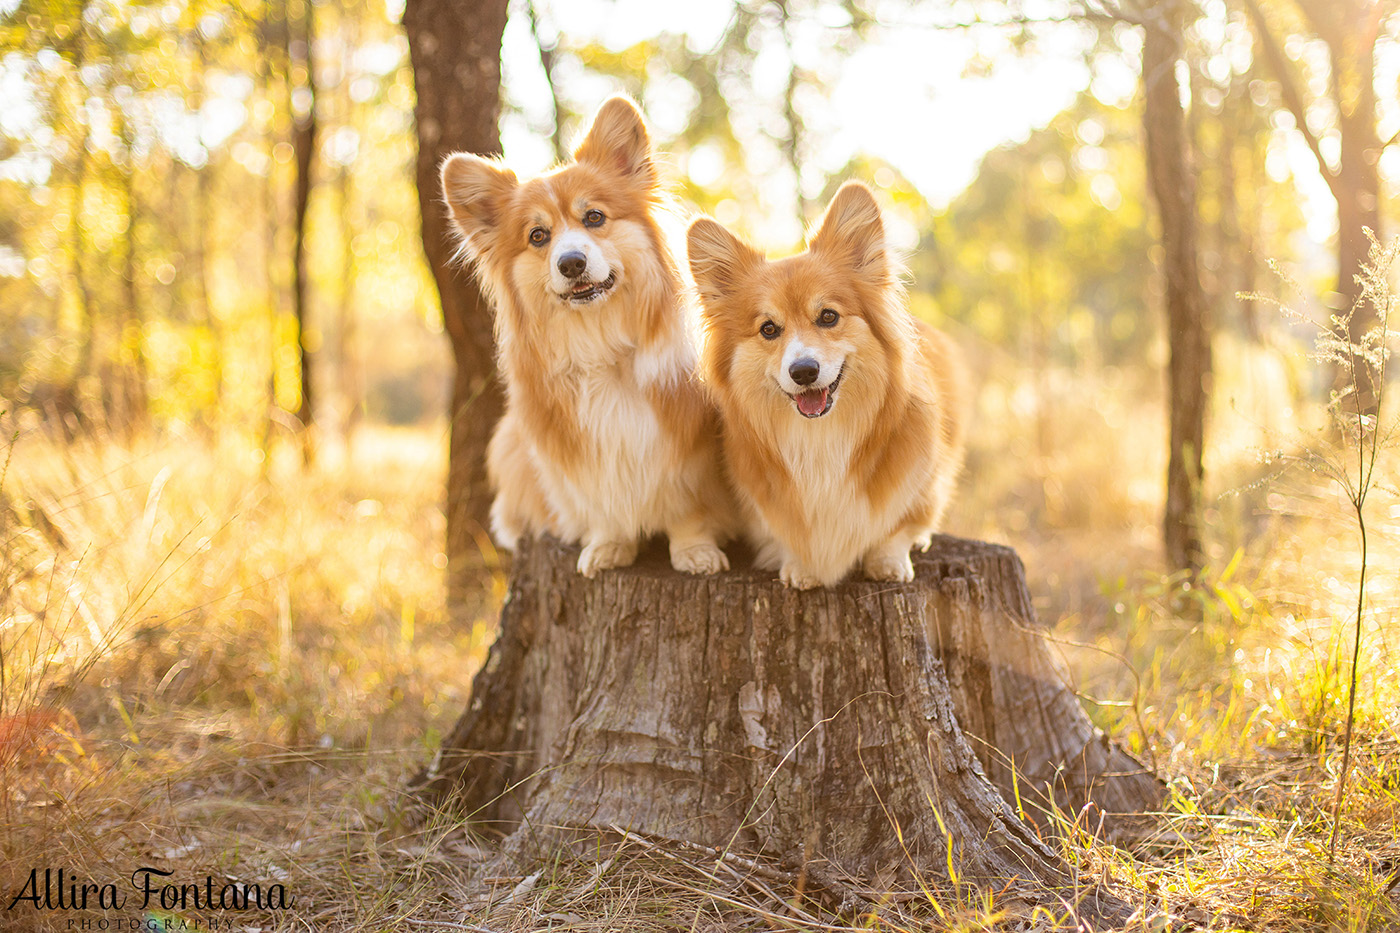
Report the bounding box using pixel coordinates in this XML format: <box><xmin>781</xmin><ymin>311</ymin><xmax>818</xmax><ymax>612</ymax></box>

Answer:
<box><xmin>687</xmin><ymin>218</ymin><xmax>763</xmax><ymax>310</ymax></box>
<box><xmin>574</xmin><ymin>96</ymin><xmax>654</xmax><ymax>183</ymax></box>
<box><xmin>440</xmin><ymin>153</ymin><xmax>518</xmax><ymax>252</ymax></box>
<box><xmin>809</xmin><ymin>182</ymin><xmax>886</xmax><ymax>276</ymax></box>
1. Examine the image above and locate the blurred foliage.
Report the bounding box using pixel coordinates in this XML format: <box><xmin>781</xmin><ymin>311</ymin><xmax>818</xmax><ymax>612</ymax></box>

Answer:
<box><xmin>1</xmin><ymin>4</ymin><xmax>1399</xmax><ymax>925</ymax></box>
<box><xmin>0</xmin><ymin>0</ymin><xmax>440</xmax><ymax>438</ymax></box>
<box><xmin>0</xmin><ymin>0</ymin><xmax>1389</xmax><ymax>438</ymax></box>
<box><xmin>922</xmin><ymin>92</ymin><xmax>1155</xmax><ymax>360</ymax></box>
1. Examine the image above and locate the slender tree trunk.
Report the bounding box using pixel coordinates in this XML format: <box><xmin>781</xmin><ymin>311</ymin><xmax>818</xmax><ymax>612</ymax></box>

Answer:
<box><xmin>407</xmin><ymin>538</ymin><xmax>1159</xmax><ymax>920</ymax></box>
<box><xmin>1243</xmin><ymin>0</ymin><xmax>1386</xmax><ymax>413</ymax></box>
<box><xmin>526</xmin><ymin>0</ymin><xmax>568</xmax><ymax>164</ymax></box>
<box><xmin>119</xmin><ymin>135</ymin><xmax>148</xmax><ymax>435</ymax></box>
<box><xmin>1222</xmin><ymin>68</ymin><xmax>1262</xmax><ymax>341</ymax></box>
<box><xmin>330</xmin><ymin>170</ymin><xmax>362</xmax><ymax>448</ymax></box>
<box><xmin>1189</xmin><ymin>64</ymin><xmax>1222</xmax><ymax>324</ymax></box>
<box><xmin>194</xmin><ymin>32</ymin><xmax>225</xmax><ymax>420</ymax></box>
<box><xmin>1144</xmin><ymin>0</ymin><xmax>1211</xmax><ymax>577</ymax></box>
<box><xmin>63</xmin><ymin>0</ymin><xmax>95</xmax><ymax>432</ymax></box>
<box><xmin>1327</xmin><ymin>22</ymin><xmax>1382</xmax><ymax>413</ymax></box>
<box><xmin>336</xmin><ymin>161</ymin><xmax>362</xmax><ymax>443</ymax></box>
<box><xmin>334</xmin><ymin>14</ymin><xmax>362</xmax><ymax>447</ymax></box>
<box><xmin>290</xmin><ymin>0</ymin><xmax>319</xmax><ymax>464</ymax></box>
<box><xmin>403</xmin><ymin>0</ymin><xmax>509</xmax><ymax>619</ymax></box>
<box><xmin>776</xmin><ymin>0</ymin><xmax>809</xmax><ymax>227</ymax></box>
<box><xmin>71</xmin><ymin>136</ymin><xmax>95</xmax><ymax>405</ymax></box>
<box><xmin>260</xmin><ymin>3</ymin><xmax>286</xmax><ymax>464</ymax></box>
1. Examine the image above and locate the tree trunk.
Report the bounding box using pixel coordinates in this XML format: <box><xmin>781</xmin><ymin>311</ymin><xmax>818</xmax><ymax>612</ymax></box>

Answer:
<box><xmin>1227</xmin><ymin>65</ymin><xmax>1264</xmax><ymax>342</ymax></box>
<box><xmin>333</xmin><ymin>8</ymin><xmax>363</xmax><ymax>448</ymax></box>
<box><xmin>408</xmin><ymin>537</ymin><xmax>1161</xmax><ymax>914</ymax></box>
<box><xmin>525</xmin><ymin>0</ymin><xmax>568</xmax><ymax>164</ymax></box>
<box><xmin>194</xmin><ymin>30</ymin><xmax>224</xmax><ymax>422</ymax></box>
<box><xmin>403</xmin><ymin>0</ymin><xmax>509</xmax><ymax>620</ymax></box>
<box><xmin>777</xmin><ymin>0</ymin><xmax>810</xmax><ymax>227</ymax></box>
<box><xmin>290</xmin><ymin>0</ymin><xmax>318</xmax><ymax>464</ymax></box>
<box><xmin>65</xmin><ymin>0</ymin><xmax>95</xmax><ymax>428</ymax></box>
<box><xmin>1323</xmin><ymin>9</ymin><xmax>1382</xmax><ymax>415</ymax></box>
<box><xmin>1243</xmin><ymin>0</ymin><xmax>1386</xmax><ymax>414</ymax></box>
<box><xmin>119</xmin><ymin>133</ymin><xmax>148</xmax><ymax>436</ymax></box>
<box><xmin>71</xmin><ymin>116</ymin><xmax>95</xmax><ymax>415</ymax></box>
<box><xmin>259</xmin><ymin>2</ymin><xmax>287</xmax><ymax>467</ymax></box>
<box><xmin>1143</xmin><ymin>1</ymin><xmax>1211</xmax><ymax>577</ymax></box>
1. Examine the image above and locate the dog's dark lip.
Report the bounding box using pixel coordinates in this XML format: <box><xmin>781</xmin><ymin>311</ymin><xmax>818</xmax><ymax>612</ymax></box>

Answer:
<box><xmin>561</xmin><ymin>272</ymin><xmax>617</xmax><ymax>303</ymax></box>
<box><xmin>787</xmin><ymin>367</ymin><xmax>843</xmax><ymax>419</ymax></box>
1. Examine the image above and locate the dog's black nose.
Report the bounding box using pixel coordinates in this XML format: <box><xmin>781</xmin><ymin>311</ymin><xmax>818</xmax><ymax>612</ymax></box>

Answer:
<box><xmin>789</xmin><ymin>359</ymin><xmax>820</xmax><ymax>386</ymax></box>
<box><xmin>557</xmin><ymin>251</ymin><xmax>587</xmax><ymax>279</ymax></box>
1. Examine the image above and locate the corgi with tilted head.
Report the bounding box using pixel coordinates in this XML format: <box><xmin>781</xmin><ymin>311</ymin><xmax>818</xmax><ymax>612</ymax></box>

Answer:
<box><xmin>687</xmin><ymin>181</ymin><xmax>966</xmax><ymax>589</ymax></box>
<box><xmin>439</xmin><ymin>96</ymin><xmax>732</xmax><ymax>577</ymax></box>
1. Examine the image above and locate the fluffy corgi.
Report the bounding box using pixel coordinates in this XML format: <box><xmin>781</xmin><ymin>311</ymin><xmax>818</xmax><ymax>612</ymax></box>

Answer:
<box><xmin>688</xmin><ymin>182</ymin><xmax>966</xmax><ymax>588</ymax></box>
<box><xmin>440</xmin><ymin>97</ymin><xmax>731</xmax><ymax>577</ymax></box>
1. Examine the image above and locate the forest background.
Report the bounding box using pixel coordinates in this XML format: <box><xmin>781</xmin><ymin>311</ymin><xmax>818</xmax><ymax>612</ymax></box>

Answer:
<box><xmin>1</xmin><ymin>0</ymin><xmax>1399</xmax><ymax>929</ymax></box>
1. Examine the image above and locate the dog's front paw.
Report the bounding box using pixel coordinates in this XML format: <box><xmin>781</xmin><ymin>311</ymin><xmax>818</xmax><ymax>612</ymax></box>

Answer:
<box><xmin>671</xmin><ymin>542</ymin><xmax>729</xmax><ymax>575</ymax></box>
<box><xmin>863</xmin><ymin>549</ymin><xmax>915</xmax><ymax>583</ymax></box>
<box><xmin>779</xmin><ymin>562</ymin><xmax>822</xmax><ymax>590</ymax></box>
<box><xmin>577</xmin><ymin>539</ymin><xmax>638</xmax><ymax>577</ymax></box>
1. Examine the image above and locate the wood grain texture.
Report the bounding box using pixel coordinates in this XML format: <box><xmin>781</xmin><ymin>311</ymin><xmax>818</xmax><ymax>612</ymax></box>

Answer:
<box><xmin>409</xmin><ymin>535</ymin><xmax>1160</xmax><ymax>914</ymax></box>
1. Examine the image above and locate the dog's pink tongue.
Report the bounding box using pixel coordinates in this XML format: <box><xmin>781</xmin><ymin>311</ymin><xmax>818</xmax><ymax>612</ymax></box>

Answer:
<box><xmin>796</xmin><ymin>388</ymin><xmax>828</xmax><ymax>416</ymax></box>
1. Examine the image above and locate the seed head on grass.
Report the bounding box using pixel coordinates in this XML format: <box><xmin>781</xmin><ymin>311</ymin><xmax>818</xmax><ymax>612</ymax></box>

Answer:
<box><xmin>1242</xmin><ymin>230</ymin><xmax>1399</xmax><ymax>864</ymax></box>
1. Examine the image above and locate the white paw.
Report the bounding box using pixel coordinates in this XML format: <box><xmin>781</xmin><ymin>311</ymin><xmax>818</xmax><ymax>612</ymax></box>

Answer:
<box><xmin>779</xmin><ymin>562</ymin><xmax>822</xmax><ymax>590</ymax></box>
<box><xmin>914</xmin><ymin>533</ymin><xmax>933</xmax><ymax>552</ymax></box>
<box><xmin>671</xmin><ymin>542</ymin><xmax>729</xmax><ymax>575</ymax></box>
<box><xmin>864</xmin><ymin>550</ymin><xmax>915</xmax><ymax>583</ymax></box>
<box><xmin>577</xmin><ymin>539</ymin><xmax>638</xmax><ymax>577</ymax></box>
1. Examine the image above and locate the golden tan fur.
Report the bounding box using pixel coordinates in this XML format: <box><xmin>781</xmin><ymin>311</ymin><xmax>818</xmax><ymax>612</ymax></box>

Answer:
<box><xmin>688</xmin><ymin>182</ymin><xmax>966</xmax><ymax>588</ymax></box>
<box><xmin>440</xmin><ymin>97</ymin><xmax>732</xmax><ymax>576</ymax></box>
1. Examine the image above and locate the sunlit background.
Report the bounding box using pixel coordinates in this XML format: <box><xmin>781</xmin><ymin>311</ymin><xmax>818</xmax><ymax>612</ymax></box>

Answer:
<box><xmin>6</xmin><ymin>0</ymin><xmax>1397</xmax><ymax>570</ymax></box>
<box><xmin>2</xmin><ymin>1</ymin><xmax>1400</xmax><ymax>926</ymax></box>
<box><xmin>4</xmin><ymin>0</ymin><xmax>1398</xmax><ymax>435</ymax></box>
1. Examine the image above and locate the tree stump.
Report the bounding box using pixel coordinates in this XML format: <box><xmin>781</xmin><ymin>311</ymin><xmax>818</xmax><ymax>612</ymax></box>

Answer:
<box><xmin>409</xmin><ymin>535</ymin><xmax>1161</xmax><ymax>917</ymax></box>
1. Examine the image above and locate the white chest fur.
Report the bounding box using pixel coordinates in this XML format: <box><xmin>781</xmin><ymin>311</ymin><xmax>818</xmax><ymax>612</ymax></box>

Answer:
<box><xmin>573</xmin><ymin>365</ymin><xmax>660</xmax><ymax>452</ymax></box>
<box><xmin>768</xmin><ymin>421</ymin><xmax>886</xmax><ymax>576</ymax></box>
<box><xmin>532</xmin><ymin>360</ymin><xmax>685</xmax><ymax>540</ymax></box>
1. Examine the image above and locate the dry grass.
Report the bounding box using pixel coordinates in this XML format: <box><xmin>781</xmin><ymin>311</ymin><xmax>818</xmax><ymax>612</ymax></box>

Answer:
<box><xmin>0</xmin><ymin>423</ymin><xmax>495</xmax><ymax>931</ymax></box>
<box><xmin>2</xmin><ymin>333</ymin><xmax>1399</xmax><ymax>931</ymax></box>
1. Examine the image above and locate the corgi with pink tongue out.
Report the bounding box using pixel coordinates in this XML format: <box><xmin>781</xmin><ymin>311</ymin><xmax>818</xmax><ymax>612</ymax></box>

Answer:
<box><xmin>688</xmin><ymin>182</ymin><xmax>967</xmax><ymax>589</ymax></box>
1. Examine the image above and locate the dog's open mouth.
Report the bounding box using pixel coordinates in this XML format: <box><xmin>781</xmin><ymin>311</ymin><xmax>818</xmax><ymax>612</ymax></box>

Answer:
<box><xmin>562</xmin><ymin>272</ymin><xmax>617</xmax><ymax>304</ymax></box>
<box><xmin>790</xmin><ymin>369</ymin><xmax>842</xmax><ymax>419</ymax></box>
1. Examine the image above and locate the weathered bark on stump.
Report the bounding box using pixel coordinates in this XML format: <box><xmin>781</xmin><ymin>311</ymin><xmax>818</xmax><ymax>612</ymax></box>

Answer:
<box><xmin>410</xmin><ymin>536</ymin><xmax>1160</xmax><ymax>909</ymax></box>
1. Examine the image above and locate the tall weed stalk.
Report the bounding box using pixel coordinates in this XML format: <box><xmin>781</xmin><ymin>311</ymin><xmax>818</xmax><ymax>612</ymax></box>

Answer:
<box><xmin>1251</xmin><ymin>231</ymin><xmax>1398</xmax><ymax>862</ymax></box>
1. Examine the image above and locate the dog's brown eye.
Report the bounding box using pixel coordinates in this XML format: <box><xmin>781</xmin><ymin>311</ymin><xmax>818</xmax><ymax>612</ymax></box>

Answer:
<box><xmin>583</xmin><ymin>209</ymin><xmax>605</xmax><ymax>227</ymax></box>
<box><xmin>759</xmin><ymin>321</ymin><xmax>781</xmax><ymax>340</ymax></box>
<box><xmin>817</xmin><ymin>308</ymin><xmax>839</xmax><ymax>327</ymax></box>
<box><xmin>529</xmin><ymin>226</ymin><xmax>549</xmax><ymax>246</ymax></box>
